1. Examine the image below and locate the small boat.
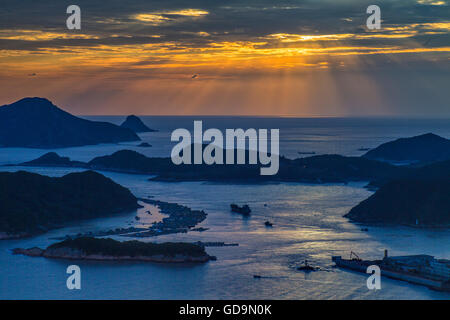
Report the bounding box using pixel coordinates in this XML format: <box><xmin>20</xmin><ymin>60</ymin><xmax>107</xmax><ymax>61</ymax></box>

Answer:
<box><xmin>253</xmin><ymin>275</ymin><xmax>262</xmax><ymax>279</ymax></box>
<box><xmin>297</xmin><ymin>260</ymin><xmax>317</xmax><ymax>272</ymax></box>
<box><xmin>264</xmin><ymin>221</ymin><xmax>273</xmax><ymax>227</ymax></box>
<box><xmin>230</xmin><ymin>204</ymin><xmax>251</xmax><ymax>215</ymax></box>
<box><xmin>138</xmin><ymin>142</ymin><xmax>151</xmax><ymax>148</ymax></box>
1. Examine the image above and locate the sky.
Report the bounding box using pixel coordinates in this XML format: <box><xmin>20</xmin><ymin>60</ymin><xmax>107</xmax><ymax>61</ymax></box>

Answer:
<box><xmin>0</xmin><ymin>0</ymin><xmax>449</xmax><ymax>116</ymax></box>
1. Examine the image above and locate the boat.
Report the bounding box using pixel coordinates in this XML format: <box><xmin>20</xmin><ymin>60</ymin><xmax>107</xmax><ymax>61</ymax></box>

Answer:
<box><xmin>230</xmin><ymin>204</ymin><xmax>251</xmax><ymax>215</ymax></box>
<box><xmin>332</xmin><ymin>250</ymin><xmax>450</xmax><ymax>292</ymax></box>
<box><xmin>297</xmin><ymin>260</ymin><xmax>317</xmax><ymax>272</ymax></box>
<box><xmin>264</xmin><ymin>221</ymin><xmax>273</xmax><ymax>227</ymax></box>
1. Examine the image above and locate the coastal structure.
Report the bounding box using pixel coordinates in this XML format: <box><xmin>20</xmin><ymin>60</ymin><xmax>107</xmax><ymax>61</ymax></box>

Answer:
<box><xmin>332</xmin><ymin>250</ymin><xmax>450</xmax><ymax>291</ymax></box>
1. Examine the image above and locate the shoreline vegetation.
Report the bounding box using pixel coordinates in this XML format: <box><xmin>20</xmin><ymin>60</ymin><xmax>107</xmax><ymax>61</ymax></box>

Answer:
<box><xmin>0</xmin><ymin>171</ymin><xmax>140</xmax><ymax>240</ymax></box>
<box><xmin>13</xmin><ymin>237</ymin><xmax>215</xmax><ymax>263</ymax></box>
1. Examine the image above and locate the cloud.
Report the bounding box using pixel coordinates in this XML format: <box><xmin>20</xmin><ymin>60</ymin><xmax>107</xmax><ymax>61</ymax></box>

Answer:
<box><xmin>132</xmin><ymin>8</ymin><xmax>209</xmax><ymax>26</ymax></box>
<box><xmin>417</xmin><ymin>0</ymin><xmax>447</xmax><ymax>5</ymax></box>
<box><xmin>0</xmin><ymin>0</ymin><xmax>449</xmax><ymax>115</ymax></box>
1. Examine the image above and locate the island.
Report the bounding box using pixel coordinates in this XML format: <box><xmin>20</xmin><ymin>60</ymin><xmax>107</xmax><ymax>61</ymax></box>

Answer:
<box><xmin>120</xmin><ymin>115</ymin><xmax>157</xmax><ymax>133</ymax></box>
<box><xmin>18</xmin><ymin>150</ymin><xmax>406</xmax><ymax>184</ymax></box>
<box><xmin>138</xmin><ymin>142</ymin><xmax>152</xmax><ymax>147</ymax></box>
<box><xmin>12</xmin><ymin>237</ymin><xmax>214</xmax><ymax>263</ymax></box>
<box><xmin>19</xmin><ymin>152</ymin><xmax>87</xmax><ymax>168</ymax></box>
<box><xmin>0</xmin><ymin>171</ymin><xmax>139</xmax><ymax>239</ymax></box>
<box><xmin>363</xmin><ymin>133</ymin><xmax>450</xmax><ymax>165</ymax></box>
<box><xmin>20</xmin><ymin>132</ymin><xmax>450</xmax><ymax>185</ymax></box>
<box><xmin>345</xmin><ymin>179</ymin><xmax>450</xmax><ymax>226</ymax></box>
<box><xmin>0</xmin><ymin>97</ymin><xmax>140</xmax><ymax>148</ymax></box>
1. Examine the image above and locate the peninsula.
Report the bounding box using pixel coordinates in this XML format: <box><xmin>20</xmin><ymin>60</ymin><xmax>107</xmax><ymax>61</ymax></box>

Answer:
<box><xmin>0</xmin><ymin>171</ymin><xmax>139</xmax><ymax>239</ymax></box>
<box><xmin>345</xmin><ymin>179</ymin><xmax>450</xmax><ymax>226</ymax></box>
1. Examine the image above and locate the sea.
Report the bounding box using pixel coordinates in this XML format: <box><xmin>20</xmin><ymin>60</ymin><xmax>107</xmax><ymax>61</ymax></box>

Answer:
<box><xmin>1</xmin><ymin>116</ymin><xmax>450</xmax><ymax>300</ymax></box>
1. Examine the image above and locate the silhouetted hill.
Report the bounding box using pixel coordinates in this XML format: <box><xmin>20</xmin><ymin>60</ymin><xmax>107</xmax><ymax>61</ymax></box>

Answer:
<box><xmin>19</xmin><ymin>150</ymin><xmax>405</xmax><ymax>183</ymax></box>
<box><xmin>0</xmin><ymin>171</ymin><xmax>138</xmax><ymax>237</ymax></box>
<box><xmin>88</xmin><ymin>150</ymin><xmax>171</xmax><ymax>173</ymax></box>
<box><xmin>0</xmin><ymin>97</ymin><xmax>140</xmax><ymax>148</ymax></box>
<box><xmin>345</xmin><ymin>179</ymin><xmax>450</xmax><ymax>226</ymax></box>
<box><xmin>21</xmin><ymin>152</ymin><xmax>87</xmax><ymax>168</ymax></box>
<box><xmin>151</xmin><ymin>154</ymin><xmax>405</xmax><ymax>183</ymax></box>
<box><xmin>281</xmin><ymin>155</ymin><xmax>405</xmax><ymax>183</ymax></box>
<box><xmin>120</xmin><ymin>115</ymin><xmax>157</xmax><ymax>133</ymax></box>
<box><xmin>368</xmin><ymin>158</ymin><xmax>450</xmax><ymax>188</ymax></box>
<box><xmin>363</xmin><ymin>133</ymin><xmax>450</xmax><ymax>164</ymax></box>
<box><xmin>413</xmin><ymin>159</ymin><xmax>450</xmax><ymax>180</ymax></box>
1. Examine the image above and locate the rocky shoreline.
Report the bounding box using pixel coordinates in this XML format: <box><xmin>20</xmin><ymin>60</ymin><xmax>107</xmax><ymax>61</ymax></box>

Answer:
<box><xmin>132</xmin><ymin>199</ymin><xmax>208</xmax><ymax>237</ymax></box>
<box><xmin>13</xmin><ymin>237</ymin><xmax>215</xmax><ymax>263</ymax></box>
<box><xmin>55</xmin><ymin>198</ymin><xmax>208</xmax><ymax>240</ymax></box>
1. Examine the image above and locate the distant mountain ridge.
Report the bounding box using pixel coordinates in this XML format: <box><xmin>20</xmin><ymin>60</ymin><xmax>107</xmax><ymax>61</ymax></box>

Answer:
<box><xmin>120</xmin><ymin>115</ymin><xmax>157</xmax><ymax>133</ymax></box>
<box><xmin>19</xmin><ymin>149</ymin><xmax>405</xmax><ymax>183</ymax></box>
<box><xmin>363</xmin><ymin>133</ymin><xmax>450</xmax><ymax>164</ymax></box>
<box><xmin>0</xmin><ymin>97</ymin><xmax>140</xmax><ymax>148</ymax></box>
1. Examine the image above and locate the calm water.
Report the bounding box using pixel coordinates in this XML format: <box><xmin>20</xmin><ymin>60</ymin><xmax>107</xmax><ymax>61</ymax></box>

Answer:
<box><xmin>1</xmin><ymin>117</ymin><xmax>450</xmax><ymax>299</ymax></box>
